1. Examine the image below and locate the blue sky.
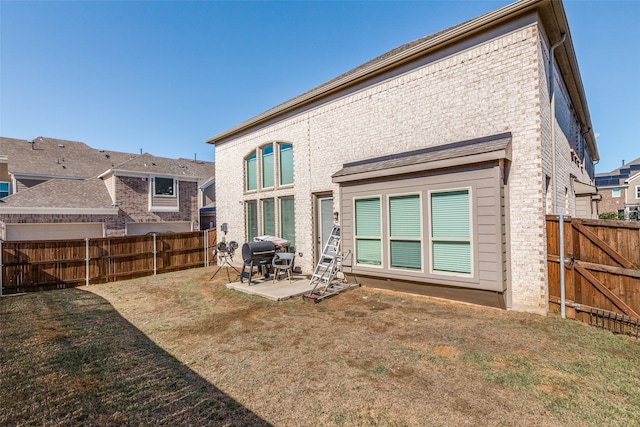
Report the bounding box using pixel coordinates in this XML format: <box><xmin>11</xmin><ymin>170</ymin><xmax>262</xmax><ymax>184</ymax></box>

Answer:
<box><xmin>1</xmin><ymin>1</ymin><xmax>638</xmax><ymax>173</ymax></box>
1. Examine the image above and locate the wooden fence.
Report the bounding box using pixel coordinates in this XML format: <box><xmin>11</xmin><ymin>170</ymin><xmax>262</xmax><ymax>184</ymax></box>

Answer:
<box><xmin>0</xmin><ymin>230</ymin><xmax>217</xmax><ymax>295</ymax></box>
<box><xmin>547</xmin><ymin>215</ymin><xmax>640</xmax><ymax>333</ymax></box>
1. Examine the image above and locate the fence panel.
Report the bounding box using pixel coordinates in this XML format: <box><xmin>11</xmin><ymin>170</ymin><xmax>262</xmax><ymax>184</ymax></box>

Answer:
<box><xmin>547</xmin><ymin>216</ymin><xmax>640</xmax><ymax>330</ymax></box>
<box><xmin>1</xmin><ymin>230</ymin><xmax>216</xmax><ymax>294</ymax></box>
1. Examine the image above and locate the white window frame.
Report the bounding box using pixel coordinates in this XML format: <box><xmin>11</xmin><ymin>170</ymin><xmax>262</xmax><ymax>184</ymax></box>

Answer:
<box><xmin>353</xmin><ymin>195</ymin><xmax>384</xmax><ymax>268</ymax></box>
<box><xmin>427</xmin><ymin>187</ymin><xmax>474</xmax><ymax>278</ymax></box>
<box><xmin>636</xmin><ymin>185</ymin><xmax>640</xmax><ymax>199</ymax></box>
<box><xmin>152</xmin><ymin>176</ymin><xmax>177</xmax><ymax>197</ymax></box>
<box><xmin>386</xmin><ymin>192</ymin><xmax>423</xmax><ymax>273</ymax></box>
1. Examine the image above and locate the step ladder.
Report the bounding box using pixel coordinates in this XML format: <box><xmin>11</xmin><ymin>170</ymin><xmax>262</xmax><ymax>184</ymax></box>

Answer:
<box><xmin>303</xmin><ymin>225</ymin><xmax>355</xmax><ymax>303</ymax></box>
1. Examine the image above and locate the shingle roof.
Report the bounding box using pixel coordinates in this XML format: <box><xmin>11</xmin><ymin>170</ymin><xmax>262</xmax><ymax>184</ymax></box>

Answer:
<box><xmin>595</xmin><ymin>157</ymin><xmax>640</xmax><ymax>187</ymax></box>
<box><xmin>0</xmin><ymin>178</ymin><xmax>113</xmax><ymax>208</ymax></box>
<box><xmin>332</xmin><ymin>133</ymin><xmax>512</xmax><ymax>181</ymax></box>
<box><xmin>109</xmin><ymin>153</ymin><xmax>215</xmax><ymax>184</ymax></box>
<box><xmin>1</xmin><ymin>136</ymin><xmax>134</xmax><ymax>178</ymax></box>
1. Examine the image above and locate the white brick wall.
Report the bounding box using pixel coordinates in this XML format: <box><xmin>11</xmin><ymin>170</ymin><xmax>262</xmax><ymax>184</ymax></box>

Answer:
<box><xmin>214</xmin><ymin>20</ymin><xmax>592</xmax><ymax>313</ymax></box>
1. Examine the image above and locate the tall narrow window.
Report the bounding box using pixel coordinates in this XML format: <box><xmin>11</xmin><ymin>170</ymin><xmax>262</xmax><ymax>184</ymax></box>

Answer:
<box><xmin>246</xmin><ymin>153</ymin><xmax>257</xmax><ymax>191</ymax></box>
<box><xmin>430</xmin><ymin>190</ymin><xmax>471</xmax><ymax>274</ymax></box>
<box><xmin>279</xmin><ymin>143</ymin><xmax>293</xmax><ymax>185</ymax></box>
<box><xmin>389</xmin><ymin>194</ymin><xmax>421</xmax><ymax>269</ymax></box>
<box><xmin>246</xmin><ymin>200</ymin><xmax>258</xmax><ymax>242</ymax></box>
<box><xmin>280</xmin><ymin>197</ymin><xmax>295</xmax><ymax>247</ymax></box>
<box><xmin>0</xmin><ymin>182</ymin><xmax>9</xmax><ymax>199</ymax></box>
<box><xmin>262</xmin><ymin>199</ymin><xmax>275</xmax><ymax>236</ymax></box>
<box><xmin>262</xmin><ymin>145</ymin><xmax>274</xmax><ymax>188</ymax></box>
<box><xmin>354</xmin><ymin>197</ymin><xmax>381</xmax><ymax>266</ymax></box>
<box><xmin>636</xmin><ymin>186</ymin><xmax>640</xmax><ymax>199</ymax></box>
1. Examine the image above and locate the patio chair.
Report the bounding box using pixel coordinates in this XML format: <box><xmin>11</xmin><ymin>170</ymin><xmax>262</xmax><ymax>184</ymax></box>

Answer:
<box><xmin>272</xmin><ymin>252</ymin><xmax>295</xmax><ymax>283</ymax></box>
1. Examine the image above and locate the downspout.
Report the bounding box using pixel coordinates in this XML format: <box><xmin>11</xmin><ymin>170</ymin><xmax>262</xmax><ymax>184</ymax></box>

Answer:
<box><xmin>549</xmin><ymin>33</ymin><xmax>567</xmax><ymax>319</ymax></box>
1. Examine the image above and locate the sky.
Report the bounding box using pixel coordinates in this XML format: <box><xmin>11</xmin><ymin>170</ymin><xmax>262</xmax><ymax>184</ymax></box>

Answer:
<box><xmin>1</xmin><ymin>1</ymin><xmax>638</xmax><ymax>173</ymax></box>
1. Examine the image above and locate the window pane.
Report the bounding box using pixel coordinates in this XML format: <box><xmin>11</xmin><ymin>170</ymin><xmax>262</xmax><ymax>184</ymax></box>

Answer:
<box><xmin>246</xmin><ymin>201</ymin><xmax>258</xmax><ymax>242</ymax></box>
<box><xmin>246</xmin><ymin>153</ymin><xmax>257</xmax><ymax>191</ymax></box>
<box><xmin>356</xmin><ymin>239</ymin><xmax>381</xmax><ymax>265</ymax></box>
<box><xmin>355</xmin><ymin>198</ymin><xmax>380</xmax><ymax>236</ymax></box>
<box><xmin>390</xmin><ymin>240</ymin><xmax>421</xmax><ymax>269</ymax></box>
<box><xmin>432</xmin><ymin>241</ymin><xmax>471</xmax><ymax>273</ymax></box>
<box><xmin>262</xmin><ymin>145</ymin><xmax>274</xmax><ymax>188</ymax></box>
<box><xmin>612</xmin><ymin>187</ymin><xmax>620</xmax><ymax>198</ymax></box>
<box><xmin>279</xmin><ymin>144</ymin><xmax>293</xmax><ymax>185</ymax></box>
<box><xmin>0</xmin><ymin>182</ymin><xmax>8</xmax><ymax>198</ymax></box>
<box><xmin>155</xmin><ymin>177</ymin><xmax>174</xmax><ymax>196</ymax></box>
<box><xmin>390</xmin><ymin>195</ymin><xmax>420</xmax><ymax>237</ymax></box>
<box><xmin>431</xmin><ymin>190</ymin><xmax>469</xmax><ymax>238</ymax></box>
<box><xmin>262</xmin><ymin>199</ymin><xmax>275</xmax><ymax>236</ymax></box>
<box><xmin>280</xmin><ymin>197</ymin><xmax>295</xmax><ymax>247</ymax></box>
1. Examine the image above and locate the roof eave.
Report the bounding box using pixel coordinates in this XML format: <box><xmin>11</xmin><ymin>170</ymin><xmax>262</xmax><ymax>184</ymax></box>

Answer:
<box><xmin>205</xmin><ymin>0</ymin><xmax>543</xmax><ymax>145</ymax></box>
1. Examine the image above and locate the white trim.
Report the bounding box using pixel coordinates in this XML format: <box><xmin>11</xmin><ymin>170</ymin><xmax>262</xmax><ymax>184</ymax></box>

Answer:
<box><xmin>427</xmin><ymin>187</ymin><xmax>474</xmax><ymax>278</ymax></box>
<box><xmin>625</xmin><ymin>172</ymin><xmax>640</xmax><ymax>183</ymax></box>
<box><xmin>149</xmin><ymin>206</ymin><xmax>180</xmax><ymax>213</ymax></box>
<box><xmin>0</xmin><ymin>207</ymin><xmax>118</xmax><ymax>215</ymax></box>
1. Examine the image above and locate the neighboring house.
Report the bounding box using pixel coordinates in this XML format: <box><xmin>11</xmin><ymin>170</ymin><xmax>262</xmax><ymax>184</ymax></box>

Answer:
<box><xmin>595</xmin><ymin>157</ymin><xmax>640</xmax><ymax>220</ymax></box>
<box><xmin>206</xmin><ymin>0</ymin><xmax>598</xmax><ymax>314</ymax></box>
<box><xmin>0</xmin><ymin>136</ymin><xmax>215</xmax><ymax>240</ymax></box>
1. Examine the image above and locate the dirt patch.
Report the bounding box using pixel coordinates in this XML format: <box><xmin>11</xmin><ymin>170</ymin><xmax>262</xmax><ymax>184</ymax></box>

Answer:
<box><xmin>3</xmin><ymin>267</ymin><xmax>640</xmax><ymax>426</ymax></box>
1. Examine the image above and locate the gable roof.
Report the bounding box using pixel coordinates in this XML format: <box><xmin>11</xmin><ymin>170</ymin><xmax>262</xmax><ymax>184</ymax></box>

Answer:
<box><xmin>1</xmin><ymin>136</ymin><xmax>134</xmax><ymax>179</ymax></box>
<box><xmin>101</xmin><ymin>153</ymin><xmax>215</xmax><ymax>183</ymax></box>
<box><xmin>205</xmin><ymin>0</ymin><xmax>598</xmax><ymax>162</ymax></box>
<box><xmin>595</xmin><ymin>157</ymin><xmax>640</xmax><ymax>187</ymax></box>
<box><xmin>0</xmin><ymin>177</ymin><xmax>115</xmax><ymax>210</ymax></box>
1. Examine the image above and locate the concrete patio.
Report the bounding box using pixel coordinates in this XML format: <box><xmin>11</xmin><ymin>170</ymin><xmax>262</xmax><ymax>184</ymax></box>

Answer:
<box><xmin>225</xmin><ymin>274</ymin><xmax>315</xmax><ymax>301</ymax></box>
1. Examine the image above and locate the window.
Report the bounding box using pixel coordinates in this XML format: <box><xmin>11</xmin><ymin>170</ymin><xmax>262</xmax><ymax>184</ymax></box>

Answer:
<box><xmin>279</xmin><ymin>143</ymin><xmax>294</xmax><ymax>185</ymax></box>
<box><xmin>0</xmin><ymin>182</ymin><xmax>9</xmax><ymax>198</ymax></box>
<box><xmin>262</xmin><ymin>146</ymin><xmax>274</xmax><ymax>188</ymax></box>
<box><xmin>262</xmin><ymin>199</ymin><xmax>275</xmax><ymax>236</ymax></box>
<box><xmin>154</xmin><ymin>177</ymin><xmax>176</xmax><ymax>196</ymax></box>
<box><xmin>430</xmin><ymin>189</ymin><xmax>471</xmax><ymax>275</ymax></box>
<box><xmin>246</xmin><ymin>201</ymin><xmax>258</xmax><ymax>242</ymax></box>
<box><xmin>246</xmin><ymin>153</ymin><xmax>257</xmax><ymax>191</ymax></box>
<box><xmin>612</xmin><ymin>187</ymin><xmax>621</xmax><ymax>198</ymax></box>
<box><xmin>354</xmin><ymin>197</ymin><xmax>382</xmax><ymax>266</ymax></box>
<box><xmin>636</xmin><ymin>186</ymin><xmax>640</xmax><ymax>199</ymax></box>
<box><xmin>280</xmin><ymin>197</ymin><xmax>295</xmax><ymax>247</ymax></box>
<box><xmin>389</xmin><ymin>194</ymin><xmax>422</xmax><ymax>270</ymax></box>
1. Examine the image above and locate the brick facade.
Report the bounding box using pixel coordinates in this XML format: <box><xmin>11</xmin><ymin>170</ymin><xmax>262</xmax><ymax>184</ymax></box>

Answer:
<box><xmin>212</xmin><ymin>11</ymin><xmax>596</xmax><ymax>313</ymax></box>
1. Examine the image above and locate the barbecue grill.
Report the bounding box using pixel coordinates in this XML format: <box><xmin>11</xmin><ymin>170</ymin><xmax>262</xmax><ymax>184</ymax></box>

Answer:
<box><xmin>240</xmin><ymin>241</ymin><xmax>277</xmax><ymax>284</ymax></box>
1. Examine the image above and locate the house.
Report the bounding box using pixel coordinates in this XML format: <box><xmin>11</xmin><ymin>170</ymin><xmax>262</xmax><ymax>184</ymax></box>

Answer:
<box><xmin>0</xmin><ymin>136</ymin><xmax>215</xmax><ymax>240</ymax></box>
<box><xmin>595</xmin><ymin>158</ymin><xmax>640</xmax><ymax>220</ymax></box>
<box><xmin>206</xmin><ymin>0</ymin><xmax>598</xmax><ymax>314</ymax></box>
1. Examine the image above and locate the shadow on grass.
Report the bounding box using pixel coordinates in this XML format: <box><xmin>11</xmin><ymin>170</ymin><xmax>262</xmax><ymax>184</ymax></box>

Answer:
<box><xmin>0</xmin><ymin>288</ymin><xmax>271</xmax><ymax>426</ymax></box>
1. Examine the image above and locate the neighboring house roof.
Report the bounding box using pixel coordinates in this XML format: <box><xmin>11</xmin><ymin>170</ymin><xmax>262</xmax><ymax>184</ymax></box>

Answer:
<box><xmin>101</xmin><ymin>153</ymin><xmax>215</xmax><ymax>184</ymax></box>
<box><xmin>595</xmin><ymin>157</ymin><xmax>640</xmax><ymax>187</ymax></box>
<box><xmin>0</xmin><ymin>178</ymin><xmax>115</xmax><ymax>210</ymax></box>
<box><xmin>205</xmin><ymin>0</ymin><xmax>598</xmax><ymax>163</ymax></box>
<box><xmin>1</xmin><ymin>136</ymin><xmax>134</xmax><ymax>179</ymax></box>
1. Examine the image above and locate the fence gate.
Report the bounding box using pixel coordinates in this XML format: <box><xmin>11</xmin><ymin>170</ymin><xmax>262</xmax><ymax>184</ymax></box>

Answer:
<box><xmin>547</xmin><ymin>216</ymin><xmax>640</xmax><ymax>336</ymax></box>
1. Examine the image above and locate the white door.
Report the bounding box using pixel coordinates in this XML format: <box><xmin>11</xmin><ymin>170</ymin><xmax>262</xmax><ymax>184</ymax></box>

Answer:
<box><xmin>316</xmin><ymin>197</ymin><xmax>334</xmax><ymax>261</ymax></box>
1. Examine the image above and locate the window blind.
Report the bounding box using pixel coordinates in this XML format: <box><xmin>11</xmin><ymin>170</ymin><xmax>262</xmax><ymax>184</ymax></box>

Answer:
<box><xmin>246</xmin><ymin>154</ymin><xmax>257</xmax><ymax>191</ymax></box>
<box><xmin>430</xmin><ymin>190</ymin><xmax>471</xmax><ymax>274</ymax></box>
<box><xmin>279</xmin><ymin>144</ymin><xmax>293</xmax><ymax>185</ymax></box>
<box><xmin>280</xmin><ymin>197</ymin><xmax>295</xmax><ymax>247</ymax></box>
<box><xmin>355</xmin><ymin>198</ymin><xmax>381</xmax><ymax>265</ymax></box>
<box><xmin>262</xmin><ymin>199</ymin><xmax>275</xmax><ymax>236</ymax></box>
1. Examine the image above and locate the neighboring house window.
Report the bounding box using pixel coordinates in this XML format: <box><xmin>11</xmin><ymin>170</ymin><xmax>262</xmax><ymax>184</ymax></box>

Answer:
<box><xmin>636</xmin><ymin>185</ymin><xmax>640</xmax><ymax>199</ymax></box>
<box><xmin>154</xmin><ymin>177</ymin><xmax>176</xmax><ymax>196</ymax></box>
<box><xmin>280</xmin><ymin>196</ymin><xmax>295</xmax><ymax>248</ymax></box>
<box><xmin>389</xmin><ymin>194</ymin><xmax>422</xmax><ymax>270</ymax></box>
<box><xmin>430</xmin><ymin>189</ymin><xmax>472</xmax><ymax>275</ymax></box>
<box><xmin>262</xmin><ymin>198</ymin><xmax>275</xmax><ymax>236</ymax></box>
<box><xmin>246</xmin><ymin>200</ymin><xmax>258</xmax><ymax>242</ymax></box>
<box><xmin>0</xmin><ymin>182</ymin><xmax>9</xmax><ymax>198</ymax></box>
<box><xmin>262</xmin><ymin>146</ymin><xmax>274</xmax><ymax>188</ymax></box>
<box><xmin>279</xmin><ymin>143</ymin><xmax>294</xmax><ymax>185</ymax></box>
<box><xmin>246</xmin><ymin>153</ymin><xmax>257</xmax><ymax>191</ymax></box>
<box><xmin>612</xmin><ymin>187</ymin><xmax>621</xmax><ymax>198</ymax></box>
<box><xmin>354</xmin><ymin>197</ymin><xmax>382</xmax><ymax>266</ymax></box>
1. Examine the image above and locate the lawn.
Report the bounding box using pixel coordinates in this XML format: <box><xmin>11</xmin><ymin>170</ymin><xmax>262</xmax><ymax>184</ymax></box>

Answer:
<box><xmin>2</xmin><ymin>268</ymin><xmax>639</xmax><ymax>426</ymax></box>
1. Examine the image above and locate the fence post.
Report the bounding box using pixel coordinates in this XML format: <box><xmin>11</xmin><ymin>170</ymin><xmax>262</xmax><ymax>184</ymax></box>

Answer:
<box><xmin>204</xmin><ymin>229</ymin><xmax>209</xmax><ymax>267</ymax></box>
<box><xmin>0</xmin><ymin>239</ymin><xmax>3</xmax><ymax>297</ymax></box>
<box><xmin>153</xmin><ymin>233</ymin><xmax>157</xmax><ymax>276</ymax></box>
<box><xmin>559</xmin><ymin>215</ymin><xmax>566</xmax><ymax>319</ymax></box>
<box><xmin>85</xmin><ymin>237</ymin><xmax>90</xmax><ymax>287</ymax></box>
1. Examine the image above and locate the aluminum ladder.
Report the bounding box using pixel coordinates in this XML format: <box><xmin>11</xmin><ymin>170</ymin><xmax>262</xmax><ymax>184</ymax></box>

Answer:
<box><xmin>303</xmin><ymin>225</ymin><xmax>354</xmax><ymax>302</ymax></box>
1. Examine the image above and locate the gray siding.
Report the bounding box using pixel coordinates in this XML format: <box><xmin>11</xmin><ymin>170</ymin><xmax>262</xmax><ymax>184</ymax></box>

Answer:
<box><xmin>340</xmin><ymin>162</ymin><xmax>505</xmax><ymax>293</ymax></box>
